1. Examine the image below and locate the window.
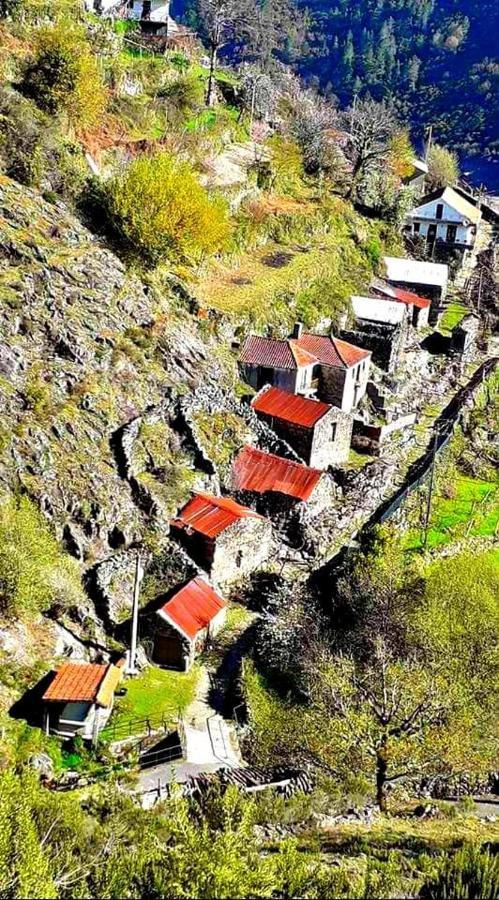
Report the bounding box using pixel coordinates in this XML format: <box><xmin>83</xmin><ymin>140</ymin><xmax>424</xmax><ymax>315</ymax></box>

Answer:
<box><xmin>446</xmin><ymin>224</ymin><xmax>457</xmax><ymax>243</ymax></box>
<box><xmin>414</xmin><ymin>223</ymin><xmax>420</xmax><ymax>234</ymax></box>
<box><xmin>235</xmin><ymin>550</ymin><xmax>243</xmax><ymax>569</ymax></box>
<box><xmin>331</xmin><ymin>422</ymin><xmax>337</xmax><ymax>443</ymax></box>
<box><xmin>436</xmin><ymin>203</ymin><xmax>444</xmax><ymax>220</ymax></box>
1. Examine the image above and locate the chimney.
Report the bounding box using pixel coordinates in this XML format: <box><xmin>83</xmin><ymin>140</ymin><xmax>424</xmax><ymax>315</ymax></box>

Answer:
<box><xmin>292</xmin><ymin>321</ymin><xmax>304</xmax><ymax>340</ymax></box>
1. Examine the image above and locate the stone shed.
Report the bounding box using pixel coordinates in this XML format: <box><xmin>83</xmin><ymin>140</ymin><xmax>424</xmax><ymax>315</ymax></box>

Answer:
<box><xmin>251</xmin><ymin>385</ymin><xmax>352</xmax><ymax>467</ymax></box>
<box><xmin>153</xmin><ymin>577</ymin><xmax>227</xmax><ymax>671</ymax></box>
<box><xmin>342</xmin><ymin>296</ymin><xmax>408</xmax><ymax>373</ymax></box>
<box><xmin>42</xmin><ymin>661</ymin><xmax>124</xmax><ymax>745</ymax></box>
<box><xmin>451</xmin><ymin>314</ymin><xmax>480</xmax><ymax>356</ymax></box>
<box><xmin>170</xmin><ymin>493</ymin><xmax>272</xmax><ymax>587</ymax></box>
<box><xmin>232</xmin><ymin>445</ymin><xmax>335</xmax><ymax>519</ymax></box>
<box><xmin>371</xmin><ymin>278</ymin><xmax>431</xmax><ymax>330</ymax></box>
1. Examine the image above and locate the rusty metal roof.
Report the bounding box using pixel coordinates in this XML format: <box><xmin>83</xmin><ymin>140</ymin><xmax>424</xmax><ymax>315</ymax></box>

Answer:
<box><xmin>234</xmin><ymin>446</ymin><xmax>323</xmax><ymax>502</ymax></box>
<box><xmin>372</xmin><ymin>278</ymin><xmax>431</xmax><ymax>310</ymax></box>
<box><xmin>171</xmin><ymin>492</ymin><xmax>263</xmax><ymax>539</ymax></box>
<box><xmin>252</xmin><ymin>386</ymin><xmax>331</xmax><ymax>428</ymax></box>
<box><xmin>158</xmin><ymin>577</ymin><xmax>226</xmax><ymax>641</ymax></box>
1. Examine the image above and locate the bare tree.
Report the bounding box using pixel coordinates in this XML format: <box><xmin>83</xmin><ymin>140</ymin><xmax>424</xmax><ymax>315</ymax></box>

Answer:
<box><xmin>344</xmin><ymin>97</ymin><xmax>397</xmax><ymax>200</ymax></box>
<box><xmin>197</xmin><ymin>0</ymin><xmax>252</xmax><ymax>106</ymax></box>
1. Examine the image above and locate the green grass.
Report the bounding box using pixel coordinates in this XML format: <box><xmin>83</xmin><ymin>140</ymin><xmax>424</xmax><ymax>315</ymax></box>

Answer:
<box><xmin>405</xmin><ymin>474</ymin><xmax>499</xmax><ymax>550</ymax></box>
<box><xmin>106</xmin><ymin>665</ymin><xmax>200</xmax><ymax>735</ymax></box>
<box><xmin>440</xmin><ymin>300</ymin><xmax>468</xmax><ymax>335</ymax></box>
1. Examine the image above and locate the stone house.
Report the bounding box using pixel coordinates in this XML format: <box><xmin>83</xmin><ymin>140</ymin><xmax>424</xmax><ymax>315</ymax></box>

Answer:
<box><xmin>251</xmin><ymin>385</ymin><xmax>352</xmax><ymax>467</ymax></box>
<box><xmin>153</xmin><ymin>577</ymin><xmax>227</xmax><ymax>671</ymax></box>
<box><xmin>42</xmin><ymin>661</ymin><xmax>124</xmax><ymax>745</ymax></box>
<box><xmin>371</xmin><ymin>278</ymin><xmax>431</xmax><ymax>330</ymax></box>
<box><xmin>342</xmin><ymin>296</ymin><xmax>408</xmax><ymax>373</ymax></box>
<box><xmin>170</xmin><ymin>493</ymin><xmax>272</xmax><ymax>587</ymax></box>
<box><xmin>232</xmin><ymin>445</ymin><xmax>335</xmax><ymax>519</ymax></box>
<box><xmin>451</xmin><ymin>314</ymin><xmax>480</xmax><ymax>356</ymax></box>
<box><xmin>240</xmin><ymin>324</ymin><xmax>371</xmax><ymax>413</ymax></box>
<box><xmin>405</xmin><ymin>186</ymin><xmax>482</xmax><ymax>251</ymax></box>
<box><xmin>383</xmin><ymin>256</ymin><xmax>449</xmax><ymax>326</ymax></box>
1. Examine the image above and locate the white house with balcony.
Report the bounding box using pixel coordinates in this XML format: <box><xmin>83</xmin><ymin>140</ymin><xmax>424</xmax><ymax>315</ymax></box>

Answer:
<box><xmin>405</xmin><ymin>186</ymin><xmax>482</xmax><ymax>250</ymax></box>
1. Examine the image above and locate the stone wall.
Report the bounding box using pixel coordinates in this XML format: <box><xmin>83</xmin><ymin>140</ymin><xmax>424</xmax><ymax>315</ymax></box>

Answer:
<box><xmin>341</xmin><ymin>322</ymin><xmax>405</xmax><ymax>373</ymax></box>
<box><xmin>255</xmin><ymin>407</ymin><xmax>352</xmax><ymax>468</ymax></box>
<box><xmin>211</xmin><ymin>516</ymin><xmax>273</xmax><ymax>587</ymax></box>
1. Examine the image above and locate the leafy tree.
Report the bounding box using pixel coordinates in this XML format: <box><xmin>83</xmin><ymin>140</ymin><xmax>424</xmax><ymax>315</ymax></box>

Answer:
<box><xmin>0</xmin><ymin>496</ymin><xmax>84</xmax><ymax>619</ymax></box>
<box><xmin>426</xmin><ymin>143</ymin><xmax>459</xmax><ymax>191</ymax></box>
<box><xmin>21</xmin><ymin>23</ymin><xmax>107</xmax><ymax>128</ymax></box>
<box><xmin>105</xmin><ymin>151</ymin><xmax>231</xmax><ymax>262</ymax></box>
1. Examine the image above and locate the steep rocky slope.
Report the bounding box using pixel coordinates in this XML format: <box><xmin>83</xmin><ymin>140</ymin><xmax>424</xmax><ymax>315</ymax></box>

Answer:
<box><xmin>0</xmin><ymin>175</ymin><xmax>232</xmax><ymax>565</ymax></box>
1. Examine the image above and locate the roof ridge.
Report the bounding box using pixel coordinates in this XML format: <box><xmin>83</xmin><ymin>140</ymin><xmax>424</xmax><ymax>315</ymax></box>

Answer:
<box><xmin>241</xmin><ymin>445</ymin><xmax>322</xmax><ymax>476</ymax></box>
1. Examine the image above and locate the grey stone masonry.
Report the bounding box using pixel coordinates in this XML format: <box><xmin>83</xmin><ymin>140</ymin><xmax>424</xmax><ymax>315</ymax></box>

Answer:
<box><xmin>254</xmin><ymin>402</ymin><xmax>352</xmax><ymax>468</ymax></box>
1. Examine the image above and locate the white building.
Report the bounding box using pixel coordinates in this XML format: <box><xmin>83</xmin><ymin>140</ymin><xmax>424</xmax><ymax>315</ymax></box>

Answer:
<box><xmin>405</xmin><ymin>186</ymin><xmax>481</xmax><ymax>249</ymax></box>
<box><xmin>383</xmin><ymin>256</ymin><xmax>449</xmax><ymax>325</ymax></box>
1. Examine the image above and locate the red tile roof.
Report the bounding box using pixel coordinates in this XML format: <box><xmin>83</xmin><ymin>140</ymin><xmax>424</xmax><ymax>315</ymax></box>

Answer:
<box><xmin>240</xmin><ymin>335</ymin><xmax>316</xmax><ymax>370</ymax></box>
<box><xmin>241</xmin><ymin>332</ymin><xmax>369</xmax><ymax>371</ymax></box>
<box><xmin>157</xmin><ymin>577</ymin><xmax>226</xmax><ymax>641</ymax></box>
<box><xmin>43</xmin><ymin>663</ymin><xmax>108</xmax><ymax>704</ymax></box>
<box><xmin>373</xmin><ymin>280</ymin><xmax>430</xmax><ymax>309</ymax></box>
<box><xmin>296</xmin><ymin>333</ymin><xmax>370</xmax><ymax>368</ymax></box>
<box><xmin>234</xmin><ymin>446</ymin><xmax>323</xmax><ymax>502</ymax></box>
<box><xmin>171</xmin><ymin>492</ymin><xmax>263</xmax><ymax>539</ymax></box>
<box><xmin>252</xmin><ymin>386</ymin><xmax>331</xmax><ymax>428</ymax></box>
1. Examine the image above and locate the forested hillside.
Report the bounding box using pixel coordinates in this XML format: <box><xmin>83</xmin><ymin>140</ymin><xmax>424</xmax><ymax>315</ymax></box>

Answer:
<box><xmin>177</xmin><ymin>0</ymin><xmax>499</xmax><ymax>165</ymax></box>
<box><xmin>294</xmin><ymin>0</ymin><xmax>499</xmax><ymax>160</ymax></box>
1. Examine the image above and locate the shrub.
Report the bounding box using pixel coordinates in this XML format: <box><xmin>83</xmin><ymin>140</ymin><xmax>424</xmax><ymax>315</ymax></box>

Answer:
<box><xmin>419</xmin><ymin>844</ymin><xmax>499</xmax><ymax>899</ymax></box>
<box><xmin>105</xmin><ymin>151</ymin><xmax>231</xmax><ymax>263</ymax></box>
<box><xmin>21</xmin><ymin>23</ymin><xmax>107</xmax><ymax>129</ymax></box>
<box><xmin>0</xmin><ymin>496</ymin><xmax>84</xmax><ymax>618</ymax></box>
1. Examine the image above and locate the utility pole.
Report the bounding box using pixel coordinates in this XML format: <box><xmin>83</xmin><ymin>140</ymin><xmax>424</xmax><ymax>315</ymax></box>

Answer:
<box><xmin>425</xmin><ymin>124</ymin><xmax>433</xmax><ymax>163</ymax></box>
<box><xmin>127</xmin><ymin>553</ymin><xmax>144</xmax><ymax>675</ymax></box>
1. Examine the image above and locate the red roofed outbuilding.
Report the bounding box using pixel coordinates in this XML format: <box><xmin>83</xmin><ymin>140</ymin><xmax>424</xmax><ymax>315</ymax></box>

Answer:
<box><xmin>251</xmin><ymin>386</ymin><xmax>353</xmax><ymax>467</ymax></box>
<box><xmin>42</xmin><ymin>661</ymin><xmax>124</xmax><ymax>744</ymax></box>
<box><xmin>171</xmin><ymin>493</ymin><xmax>272</xmax><ymax>587</ymax></box>
<box><xmin>153</xmin><ymin>577</ymin><xmax>227</xmax><ymax>671</ymax></box>
<box><xmin>240</xmin><ymin>323</ymin><xmax>371</xmax><ymax>413</ymax></box>
<box><xmin>371</xmin><ymin>278</ymin><xmax>431</xmax><ymax>329</ymax></box>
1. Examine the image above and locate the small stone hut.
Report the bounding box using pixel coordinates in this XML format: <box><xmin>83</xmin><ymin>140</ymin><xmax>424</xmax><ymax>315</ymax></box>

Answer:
<box><xmin>251</xmin><ymin>385</ymin><xmax>352</xmax><ymax>467</ymax></box>
<box><xmin>170</xmin><ymin>493</ymin><xmax>272</xmax><ymax>587</ymax></box>
<box><xmin>232</xmin><ymin>445</ymin><xmax>334</xmax><ymax>519</ymax></box>
<box><xmin>153</xmin><ymin>577</ymin><xmax>227</xmax><ymax>671</ymax></box>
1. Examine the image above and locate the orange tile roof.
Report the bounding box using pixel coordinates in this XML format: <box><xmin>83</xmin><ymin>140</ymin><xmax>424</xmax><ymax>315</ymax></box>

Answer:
<box><xmin>157</xmin><ymin>577</ymin><xmax>226</xmax><ymax>640</ymax></box>
<box><xmin>234</xmin><ymin>446</ymin><xmax>323</xmax><ymax>502</ymax></box>
<box><xmin>171</xmin><ymin>492</ymin><xmax>263</xmax><ymax>539</ymax></box>
<box><xmin>252</xmin><ymin>386</ymin><xmax>331</xmax><ymax>428</ymax></box>
<box><xmin>296</xmin><ymin>333</ymin><xmax>370</xmax><ymax>368</ymax></box>
<box><xmin>43</xmin><ymin>663</ymin><xmax>115</xmax><ymax>706</ymax></box>
<box><xmin>240</xmin><ymin>335</ymin><xmax>315</xmax><ymax>370</ymax></box>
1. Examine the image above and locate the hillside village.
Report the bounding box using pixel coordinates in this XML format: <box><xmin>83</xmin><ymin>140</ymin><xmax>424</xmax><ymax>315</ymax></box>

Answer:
<box><xmin>0</xmin><ymin>2</ymin><xmax>498</xmax><ymax>897</ymax></box>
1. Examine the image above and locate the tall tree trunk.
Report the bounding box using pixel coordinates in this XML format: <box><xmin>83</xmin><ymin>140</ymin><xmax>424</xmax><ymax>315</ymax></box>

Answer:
<box><xmin>346</xmin><ymin>157</ymin><xmax>363</xmax><ymax>200</ymax></box>
<box><xmin>376</xmin><ymin>739</ymin><xmax>388</xmax><ymax>812</ymax></box>
<box><xmin>206</xmin><ymin>44</ymin><xmax>217</xmax><ymax>107</ymax></box>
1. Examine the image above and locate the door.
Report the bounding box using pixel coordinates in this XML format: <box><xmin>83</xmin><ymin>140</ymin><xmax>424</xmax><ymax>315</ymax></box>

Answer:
<box><xmin>427</xmin><ymin>224</ymin><xmax>437</xmax><ymax>242</ymax></box>
<box><xmin>258</xmin><ymin>367</ymin><xmax>274</xmax><ymax>389</ymax></box>
<box><xmin>446</xmin><ymin>224</ymin><xmax>457</xmax><ymax>243</ymax></box>
<box><xmin>153</xmin><ymin>632</ymin><xmax>187</xmax><ymax>670</ymax></box>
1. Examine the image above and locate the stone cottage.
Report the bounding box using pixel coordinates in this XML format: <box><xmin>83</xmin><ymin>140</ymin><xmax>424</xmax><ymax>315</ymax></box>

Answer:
<box><xmin>153</xmin><ymin>577</ymin><xmax>227</xmax><ymax>671</ymax></box>
<box><xmin>240</xmin><ymin>324</ymin><xmax>371</xmax><ymax>413</ymax></box>
<box><xmin>451</xmin><ymin>314</ymin><xmax>480</xmax><ymax>356</ymax></box>
<box><xmin>170</xmin><ymin>493</ymin><xmax>272</xmax><ymax>586</ymax></box>
<box><xmin>42</xmin><ymin>661</ymin><xmax>124</xmax><ymax>745</ymax></box>
<box><xmin>341</xmin><ymin>296</ymin><xmax>408</xmax><ymax>373</ymax></box>
<box><xmin>383</xmin><ymin>256</ymin><xmax>448</xmax><ymax>326</ymax></box>
<box><xmin>251</xmin><ymin>385</ymin><xmax>353</xmax><ymax>467</ymax></box>
<box><xmin>232</xmin><ymin>445</ymin><xmax>335</xmax><ymax>519</ymax></box>
<box><xmin>405</xmin><ymin>186</ymin><xmax>482</xmax><ymax>251</ymax></box>
<box><xmin>371</xmin><ymin>278</ymin><xmax>431</xmax><ymax>330</ymax></box>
